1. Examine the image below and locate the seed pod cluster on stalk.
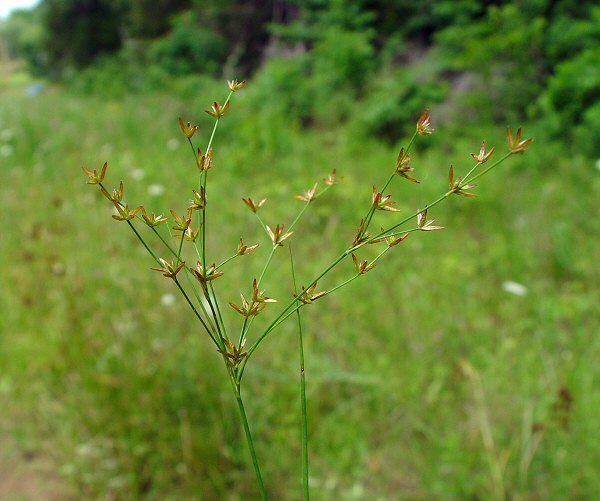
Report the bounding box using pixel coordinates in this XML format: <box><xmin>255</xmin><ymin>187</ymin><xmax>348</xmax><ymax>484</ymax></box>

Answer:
<box><xmin>82</xmin><ymin>79</ymin><xmax>532</xmax><ymax>501</ymax></box>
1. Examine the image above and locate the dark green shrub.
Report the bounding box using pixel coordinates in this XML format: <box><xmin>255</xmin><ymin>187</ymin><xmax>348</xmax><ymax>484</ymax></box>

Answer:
<box><xmin>539</xmin><ymin>48</ymin><xmax>600</xmax><ymax>156</ymax></box>
<box><xmin>148</xmin><ymin>11</ymin><xmax>226</xmax><ymax>77</ymax></box>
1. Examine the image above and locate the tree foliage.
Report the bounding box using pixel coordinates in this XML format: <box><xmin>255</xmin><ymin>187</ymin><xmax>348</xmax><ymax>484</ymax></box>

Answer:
<box><xmin>1</xmin><ymin>0</ymin><xmax>598</xmax><ymax>152</ymax></box>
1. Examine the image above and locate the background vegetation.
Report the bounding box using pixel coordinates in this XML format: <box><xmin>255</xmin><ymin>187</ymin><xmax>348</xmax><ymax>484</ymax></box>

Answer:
<box><xmin>1</xmin><ymin>0</ymin><xmax>599</xmax><ymax>499</ymax></box>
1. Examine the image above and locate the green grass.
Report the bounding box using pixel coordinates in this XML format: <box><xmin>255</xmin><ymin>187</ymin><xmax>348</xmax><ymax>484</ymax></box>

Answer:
<box><xmin>1</xmin><ymin>79</ymin><xmax>599</xmax><ymax>500</ymax></box>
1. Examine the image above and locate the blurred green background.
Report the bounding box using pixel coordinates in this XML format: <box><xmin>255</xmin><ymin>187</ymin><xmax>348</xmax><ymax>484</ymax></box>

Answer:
<box><xmin>1</xmin><ymin>1</ymin><xmax>599</xmax><ymax>499</ymax></box>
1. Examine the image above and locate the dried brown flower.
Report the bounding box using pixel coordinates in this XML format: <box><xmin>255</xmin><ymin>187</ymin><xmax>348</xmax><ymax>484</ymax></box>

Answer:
<box><xmin>395</xmin><ymin>148</ymin><xmax>419</xmax><ymax>183</ymax></box>
<box><xmin>251</xmin><ymin>279</ymin><xmax>277</xmax><ymax>304</ymax></box>
<box><xmin>385</xmin><ymin>232</ymin><xmax>409</xmax><ymax>247</ymax></box>
<box><xmin>323</xmin><ymin>168</ymin><xmax>342</xmax><ymax>186</ymax></box>
<box><xmin>507</xmin><ymin>127</ymin><xmax>533</xmax><ymax>154</ymax></box>
<box><xmin>237</xmin><ymin>238</ymin><xmax>259</xmax><ymax>256</ymax></box>
<box><xmin>191</xmin><ymin>262</ymin><xmax>224</xmax><ymax>290</ymax></box>
<box><xmin>372</xmin><ymin>185</ymin><xmax>401</xmax><ymax>212</ymax></box>
<box><xmin>417</xmin><ymin>208</ymin><xmax>444</xmax><ymax>231</ymax></box>
<box><xmin>352</xmin><ymin>253</ymin><xmax>377</xmax><ymax>275</ymax></box>
<box><xmin>141</xmin><ymin>208</ymin><xmax>168</xmax><ymax>227</ymax></box>
<box><xmin>170</xmin><ymin>208</ymin><xmax>193</xmax><ymax>231</ymax></box>
<box><xmin>448</xmin><ymin>165</ymin><xmax>476</xmax><ymax>198</ymax></box>
<box><xmin>189</xmin><ymin>188</ymin><xmax>207</xmax><ymax>211</ymax></box>
<box><xmin>352</xmin><ymin>218</ymin><xmax>370</xmax><ymax>247</ymax></box>
<box><xmin>242</xmin><ymin>197</ymin><xmax>266</xmax><ymax>213</ymax></box>
<box><xmin>179</xmin><ymin>117</ymin><xmax>198</xmax><ymax>139</ymax></box>
<box><xmin>266</xmin><ymin>224</ymin><xmax>293</xmax><ymax>246</ymax></box>
<box><xmin>218</xmin><ymin>338</ymin><xmax>247</xmax><ymax>368</ymax></box>
<box><xmin>151</xmin><ymin>257</ymin><xmax>185</xmax><ymax>279</ymax></box>
<box><xmin>205</xmin><ymin>101</ymin><xmax>230</xmax><ymax>119</ymax></box>
<box><xmin>230</xmin><ymin>293</ymin><xmax>263</xmax><ymax>318</ymax></box>
<box><xmin>112</xmin><ymin>202</ymin><xmax>142</xmax><ymax>221</ymax></box>
<box><xmin>294</xmin><ymin>283</ymin><xmax>326</xmax><ymax>304</ymax></box>
<box><xmin>175</xmin><ymin>226</ymin><xmax>200</xmax><ymax>242</ymax></box>
<box><xmin>471</xmin><ymin>141</ymin><xmax>495</xmax><ymax>164</ymax></box>
<box><xmin>294</xmin><ymin>183</ymin><xmax>318</xmax><ymax>202</ymax></box>
<box><xmin>197</xmin><ymin>147</ymin><xmax>213</xmax><ymax>172</ymax></box>
<box><xmin>227</xmin><ymin>79</ymin><xmax>247</xmax><ymax>92</ymax></box>
<box><xmin>416</xmin><ymin>108</ymin><xmax>433</xmax><ymax>135</ymax></box>
<box><xmin>82</xmin><ymin>162</ymin><xmax>108</xmax><ymax>185</ymax></box>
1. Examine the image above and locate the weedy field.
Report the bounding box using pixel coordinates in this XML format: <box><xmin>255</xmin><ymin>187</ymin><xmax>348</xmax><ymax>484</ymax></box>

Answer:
<box><xmin>1</xmin><ymin>75</ymin><xmax>599</xmax><ymax>500</ymax></box>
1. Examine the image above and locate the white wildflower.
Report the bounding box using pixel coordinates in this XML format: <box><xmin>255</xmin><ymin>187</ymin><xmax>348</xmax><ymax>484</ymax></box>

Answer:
<box><xmin>502</xmin><ymin>280</ymin><xmax>528</xmax><ymax>297</ymax></box>
<box><xmin>160</xmin><ymin>293</ymin><xmax>176</xmax><ymax>307</ymax></box>
<box><xmin>147</xmin><ymin>183</ymin><xmax>165</xmax><ymax>197</ymax></box>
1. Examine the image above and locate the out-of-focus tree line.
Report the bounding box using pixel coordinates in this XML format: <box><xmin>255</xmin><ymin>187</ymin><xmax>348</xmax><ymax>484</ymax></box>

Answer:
<box><xmin>1</xmin><ymin>0</ymin><xmax>599</xmax><ymax>154</ymax></box>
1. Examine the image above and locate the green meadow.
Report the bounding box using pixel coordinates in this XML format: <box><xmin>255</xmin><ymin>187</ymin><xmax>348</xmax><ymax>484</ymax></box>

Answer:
<box><xmin>1</xmin><ymin>67</ymin><xmax>599</xmax><ymax>500</ymax></box>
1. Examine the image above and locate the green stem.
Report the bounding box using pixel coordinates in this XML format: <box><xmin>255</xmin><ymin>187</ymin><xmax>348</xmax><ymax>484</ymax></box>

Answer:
<box><xmin>359</xmin><ymin>131</ymin><xmax>418</xmax><ymax>239</ymax></box>
<box><xmin>239</xmin><ymin>251</ymin><xmax>348</xmax><ymax>378</ymax></box>
<box><xmin>176</xmin><ymin>228</ymin><xmax>186</xmax><ymax>263</ymax></box>
<box><xmin>240</xmin><ymin>196</ymin><xmax>313</xmax><ymax>348</ymax></box>
<box><xmin>265</xmin><ymin>245</ymin><xmax>391</xmax><ymax>344</ymax></box>
<box><xmin>187</xmin><ymin>136</ymin><xmax>197</xmax><ymax>161</ymax></box>
<box><xmin>173</xmin><ymin>278</ymin><xmax>222</xmax><ymax>349</ymax></box>
<box><xmin>203</xmin><ymin>284</ymin><xmax>226</xmax><ymax>345</ymax></box>
<box><xmin>183</xmin><ymin>270</ymin><xmax>219</xmax><ymax>335</ymax></box>
<box><xmin>199</xmin><ymin>90</ymin><xmax>233</xmax><ymax>279</ymax></box>
<box><xmin>288</xmin><ymin>200</ymin><xmax>312</xmax><ymax>233</ymax></box>
<box><xmin>151</xmin><ymin>227</ymin><xmax>217</xmax><ymax>335</ymax></box>
<box><xmin>102</xmin><ymin>187</ymin><xmax>220</xmax><ymax>346</ymax></box>
<box><xmin>465</xmin><ymin>152</ymin><xmax>512</xmax><ymax>185</ymax></box>
<box><xmin>234</xmin><ymin>387</ymin><xmax>268</xmax><ymax>501</ymax></box>
<box><xmin>125</xmin><ymin>220</ymin><xmax>160</xmax><ymax>264</ymax></box>
<box><xmin>209</xmin><ymin>281</ymin><xmax>227</xmax><ymax>339</ymax></box>
<box><xmin>257</xmin><ymin>246</ymin><xmax>277</xmax><ymax>286</ymax></box>
<box><xmin>236</xmin><ymin>245</ymin><xmax>277</xmax><ymax>347</ymax></box>
<box><xmin>290</xmin><ymin>247</ymin><xmax>309</xmax><ymax>500</ymax></box>
<box><xmin>151</xmin><ymin>226</ymin><xmax>177</xmax><ymax>256</ymax></box>
<box><xmin>255</xmin><ymin>213</ymin><xmax>268</xmax><ymax>233</ymax></box>
<box><xmin>186</xmin><ymin>137</ymin><xmax>204</xmax><ymax>263</ymax></box>
<box><xmin>215</xmin><ymin>253</ymin><xmax>239</xmax><ymax>270</ymax></box>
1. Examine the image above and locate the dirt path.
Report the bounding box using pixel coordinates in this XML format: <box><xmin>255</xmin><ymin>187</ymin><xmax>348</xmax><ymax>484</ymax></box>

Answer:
<box><xmin>0</xmin><ymin>435</ymin><xmax>75</xmax><ymax>501</ymax></box>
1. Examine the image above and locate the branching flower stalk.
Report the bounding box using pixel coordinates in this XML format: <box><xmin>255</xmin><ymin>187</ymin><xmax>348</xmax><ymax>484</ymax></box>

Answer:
<box><xmin>82</xmin><ymin>80</ymin><xmax>531</xmax><ymax>500</ymax></box>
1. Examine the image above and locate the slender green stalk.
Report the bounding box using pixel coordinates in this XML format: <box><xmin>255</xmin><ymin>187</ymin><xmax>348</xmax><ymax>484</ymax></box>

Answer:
<box><xmin>215</xmin><ymin>253</ymin><xmax>239</xmax><ymax>270</ymax></box>
<box><xmin>187</xmin><ymin>136</ymin><xmax>197</xmax><ymax>160</ymax></box>
<box><xmin>290</xmin><ymin>247</ymin><xmax>310</xmax><ymax>500</ymax></box>
<box><xmin>173</xmin><ymin>278</ymin><xmax>222</xmax><ymax>348</ymax></box>
<box><xmin>200</xmin><ymin>90</ymin><xmax>233</xmax><ymax>270</ymax></box>
<box><xmin>255</xmin><ymin>213</ymin><xmax>268</xmax><ymax>233</ymax></box>
<box><xmin>233</xmin><ymin>386</ymin><xmax>268</xmax><ymax>501</ymax></box>
<box><xmin>183</xmin><ymin>271</ymin><xmax>219</xmax><ymax>335</ymax></box>
<box><xmin>151</xmin><ymin>226</ymin><xmax>219</xmax><ymax>335</ymax></box>
<box><xmin>239</xmin><ymin>197</ymin><xmax>317</xmax><ymax>348</ymax></box>
<box><xmin>359</xmin><ymin>131</ymin><xmax>418</xmax><ymax>237</ymax></box>
<box><xmin>99</xmin><ymin>184</ymin><xmax>224</xmax><ymax>344</ymax></box>
<box><xmin>151</xmin><ymin>226</ymin><xmax>177</xmax><ymax>256</ymax></box>
<box><xmin>190</xmin><ymin>89</ymin><xmax>267</xmax><ymax>499</ymax></box>
<box><xmin>176</xmin><ymin>229</ymin><xmax>186</xmax><ymax>263</ymax></box>
<box><xmin>193</xmin><ymin>92</ymin><xmax>234</xmax><ymax>340</ymax></box>
<box><xmin>209</xmin><ymin>281</ymin><xmax>227</xmax><ymax>339</ymax></box>
<box><xmin>239</xmin><ymin>251</ymin><xmax>348</xmax><ymax>378</ymax></box>
<box><xmin>257</xmin><ymin>246</ymin><xmax>277</xmax><ymax>286</ymax></box>
<box><xmin>125</xmin><ymin>219</ymin><xmax>160</xmax><ymax>264</ymax></box>
<box><xmin>371</xmin><ymin>152</ymin><xmax>514</xmax><ymax>242</ymax></box>
<box><xmin>465</xmin><ymin>152</ymin><xmax>512</xmax><ymax>184</ymax></box>
<box><xmin>203</xmin><ymin>284</ymin><xmax>226</xmax><ymax>344</ymax></box>
<box><xmin>263</xmin><ymin>245</ymin><xmax>392</xmax><ymax>345</ymax></box>
<box><xmin>288</xmin><ymin>199</ymin><xmax>312</xmax><ymax>233</ymax></box>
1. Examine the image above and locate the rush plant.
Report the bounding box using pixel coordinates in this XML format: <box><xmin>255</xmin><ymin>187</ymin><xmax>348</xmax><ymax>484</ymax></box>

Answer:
<box><xmin>82</xmin><ymin>80</ymin><xmax>532</xmax><ymax>500</ymax></box>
